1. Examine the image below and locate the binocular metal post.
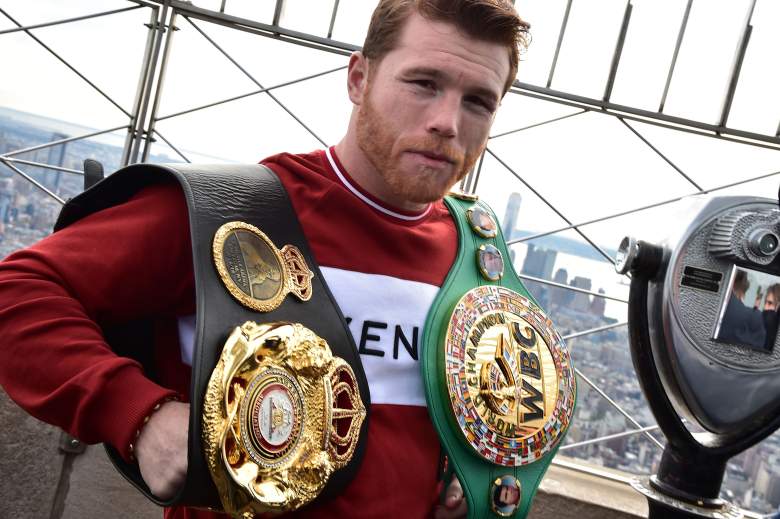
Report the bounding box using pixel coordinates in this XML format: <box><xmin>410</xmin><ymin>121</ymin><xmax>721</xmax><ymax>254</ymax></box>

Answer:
<box><xmin>621</xmin><ymin>239</ymin><xmax>737</xmax><ymax>519</ymax></box>
<box><xmin>618</xmin><ymin>209</ymin><xmax>780</xmax><ymax>519</ymax></box>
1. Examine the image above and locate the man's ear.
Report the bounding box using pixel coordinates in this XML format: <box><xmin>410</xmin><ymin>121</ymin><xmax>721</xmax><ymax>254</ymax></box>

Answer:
<box><xmin>346</xmin><ymin>51</ymin><xmax>369</xmax><ymax>105</ymax></box>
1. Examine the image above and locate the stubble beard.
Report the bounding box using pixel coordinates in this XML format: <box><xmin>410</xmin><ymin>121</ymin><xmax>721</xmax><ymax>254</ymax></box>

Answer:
<box><xmin>356</xmin><ymin>92</ymin><xmax>482</xmax><ymax>205</ymax></box>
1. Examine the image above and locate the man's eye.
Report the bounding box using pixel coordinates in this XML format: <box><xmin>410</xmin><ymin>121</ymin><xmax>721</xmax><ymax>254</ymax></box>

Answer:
<box><xmin>466</xmin><ymin>97</ymin><xmax>494</xmax><ymax>113</ymax></box>
<box><xmin>410</xmin><ymin>79</ymin><xmax>435</xmax><ymax>91</ymax></box>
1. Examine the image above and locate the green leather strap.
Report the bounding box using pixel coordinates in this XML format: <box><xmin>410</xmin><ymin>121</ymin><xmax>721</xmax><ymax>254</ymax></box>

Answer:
<box><xmin>422</xmin><ymin>195</ymin><xmax>577</xmax><ymax>519</ymax></box>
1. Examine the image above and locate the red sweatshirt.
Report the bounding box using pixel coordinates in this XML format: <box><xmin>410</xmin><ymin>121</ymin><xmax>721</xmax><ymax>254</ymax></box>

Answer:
<box><xmin>0</xmin><ymin>147</ymin><xmax>458</xmax><ymax>518</ymax></box>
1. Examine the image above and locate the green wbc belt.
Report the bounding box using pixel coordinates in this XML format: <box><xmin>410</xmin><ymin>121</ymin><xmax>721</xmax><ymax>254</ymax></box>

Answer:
<box><xmin>422</xmin><ymin>193</ymin><xmax>577</xmax><ymax>519</ymax></box>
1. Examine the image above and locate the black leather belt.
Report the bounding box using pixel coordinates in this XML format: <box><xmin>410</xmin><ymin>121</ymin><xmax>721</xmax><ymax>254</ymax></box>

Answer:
<box><xmin>55</xmin><ymin>163</ymin><xmax>370</xmax><ymax>510</ymax></box>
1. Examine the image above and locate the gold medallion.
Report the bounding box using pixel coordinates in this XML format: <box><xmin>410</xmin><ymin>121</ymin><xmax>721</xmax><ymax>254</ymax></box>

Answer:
<box><xmin>445</xmin><ymin>286</ymin><xmax>575</xmax><ymax>466</ymax></box>
<box><xmin>202</xmin><ymin>322</ymin><xmax>366</xmax><ymax>517</ymax></box>
<box><xmin>213</xmin><ymin>222</ymin><xmax>314</xmax><ymax>313</ymax></box>
<box><xmin>467</xmin><ymin>205</ymin><xmax>497</xmax><ymax>238</ymax></box>
<box><xmin>490</xmin><ymin>476</ymin><xmax>522</xmax><ymax>517</ymax></box>
<box><xmin>241</xmin><ymin>368</ymin><xmax>304</xmax><ymax>469</ymax></box>
<box><xmin>477</xmin><ymin>244</ymin><xmax>504</xmax><ymax>281</ymax></box>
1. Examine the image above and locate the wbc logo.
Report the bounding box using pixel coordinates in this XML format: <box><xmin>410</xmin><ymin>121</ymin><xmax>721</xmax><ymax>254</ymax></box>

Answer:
<box><xmin>479</xmin><ymin>321</ymin><xmax>547</xmax><ymax>434</ymax></box>
<box><xmin>464</xmin><ymin>311</ymin><xmax>556</xmax><ymax>441</ymax></box>
<box><xmin>445</xmin><ymin>285</ymin><xmax>576</xmax><ymax>466</ymax></box>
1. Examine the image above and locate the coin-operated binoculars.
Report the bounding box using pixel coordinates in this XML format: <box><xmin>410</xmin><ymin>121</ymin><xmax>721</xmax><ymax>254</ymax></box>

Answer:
<box><xmin>616</xmin><ymin>193</ymin><xmax>780</xmax><ymax>519</ymax></box>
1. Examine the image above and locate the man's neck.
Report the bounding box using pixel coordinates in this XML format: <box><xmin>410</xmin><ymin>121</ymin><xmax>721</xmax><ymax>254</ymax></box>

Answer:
<box><xmin>334</xmin><ymin>135</ymin><xmax>428</xmax><ymax>213</ymax></box>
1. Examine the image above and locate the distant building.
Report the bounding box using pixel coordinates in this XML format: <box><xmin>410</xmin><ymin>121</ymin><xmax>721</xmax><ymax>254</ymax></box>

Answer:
<box><xmin>724</xmin><ymin>468</ymin><xmax>751</xmax><ymax>503</ymax></box>
<box><xmin>605</xmin><ymin>435</ymin><xmax>628</xmax><ymax>457</ymax></box>
<box><xmin>502</xmin><ymin>192</ymin><xmax>522</xmax><ymax>240</ymax></box>
<box><xmin>0</xmin><ymin>178</ymin><xmax>13</xmax><ymax>224</ymax></box>
<box><xmin>533</xmin><ymin>285</ymin><xmax>551</xmax><ymax>311</ymax></box>
<box><xmin>590</xmin><ymin>288</ymin><xmax>606</xmax><ymax>317</ymax></box>
<box><xmin>30</xmin><ymin>132</ymin><xmax>67</xmax><ymax>194</ymax></box>
<box><xmin>46</xmin><ymin>133</ymin><xmax>67</xmax><ymax>193</ymax></box>
<box><xmin>756</xmin><ymin>461</ymin><xmax>773</xmax><ymax>498</ymax></box>
<box><xmin>742</xmin><ymin>447</ymin><xmax>762</xmax><ymax>479</ymax></box>
<box><xmin>551</xmin><ymin>268</ymin><xmax>573</xmax><ymax>307</ymax></box>
<box><xmin>638</xmin><ymin>441</ymin><xmax>650</xmax><ymax>467</ymax></box>
<box><xmin>521</xmin><ymin>243</ymin><xmax>556</xmax><ymax>280</ymax></box>
<box><xmin>569</xmin><ymin>276</ymin><xmax>592</xmax><ymax>313</ymax></box>
<box><xmin>768</xmin><ymin>473</ymin><xmax>780</xmax><ymax>507</ymax></box>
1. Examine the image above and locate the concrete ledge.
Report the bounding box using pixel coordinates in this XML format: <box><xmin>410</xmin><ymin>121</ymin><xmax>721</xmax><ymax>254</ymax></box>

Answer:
<box><xmin>1</xmin><ymin>390</ymin><xmax>651</xmax><ymax>519</ymax></box>
<box><xmin>50</xmin><ymin>448</ymin><xmax>652</xmax><ymax>519</ymax></box>
<box><xmin>532</xmin><ymin>461</ymin><xmax>647</xmax><ymax>518</ymax></box>
<box><xmin>0</xmin><ymin>390</ymin><xmax>64</xmax><ymax>519</ymax></box>
<box><xmin>62</xmin><ymin>445</ymin><xmax>160</xmax><ymax>519</ymax></box>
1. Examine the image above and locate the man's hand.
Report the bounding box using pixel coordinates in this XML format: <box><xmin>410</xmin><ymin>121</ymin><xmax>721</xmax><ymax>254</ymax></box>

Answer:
<box><xmin>135</xmin><ymin>401</ymin><xmax>189</xmax><ymax>500</ymax></box>
<box><xmin>434</xmin><ymin>477</ymin><xmax>468</xmax><ymax>519</ymax></box>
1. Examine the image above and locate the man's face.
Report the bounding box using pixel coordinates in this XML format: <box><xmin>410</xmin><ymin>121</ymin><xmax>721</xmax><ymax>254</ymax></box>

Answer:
<box><xmin>355</xmin><ymin>12</ymin><xmax>510</xmax><ymax>204</ymax></box>
<box><xmin>765</xmin><ymin>292</ymin><xmax>777</xmax><ymax>312</ymax></box>
<box><xmin>498</xmin><ymin>484</ymin><xmax>520</xmax><ymax>506</ymax></box>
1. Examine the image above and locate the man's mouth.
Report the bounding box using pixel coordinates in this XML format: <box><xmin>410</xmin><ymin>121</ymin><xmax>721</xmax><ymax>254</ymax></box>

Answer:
<box><xmin>408</xmin><ymin>150</ymin><xmax>455</xmax><ymax>165</ymax></box>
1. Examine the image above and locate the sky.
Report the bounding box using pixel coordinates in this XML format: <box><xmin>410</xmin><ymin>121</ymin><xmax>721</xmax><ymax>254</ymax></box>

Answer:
<box><xmin>2</xmin><ymin>0</ymin><xmax>780</xmax><ymax>320</ymax></box>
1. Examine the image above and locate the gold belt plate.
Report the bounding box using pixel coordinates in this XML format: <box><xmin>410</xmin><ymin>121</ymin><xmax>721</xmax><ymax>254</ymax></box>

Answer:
<box><xmin>213</xmin><ymin>221</ymin><xmax>314</xmax><ymax>313</ymax></box>
<box><xmin>445</xmin><ymin>285</ymin><xmax>576</xmax><ymax>466</ymax></box>
<box><xmin>202</xmin><ymin>322</ymin><xmax>366</xmax><ymax>517</ymax></box>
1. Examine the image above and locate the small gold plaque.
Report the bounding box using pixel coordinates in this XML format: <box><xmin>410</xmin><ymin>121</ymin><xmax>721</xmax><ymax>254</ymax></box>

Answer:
<box><xmin>448</xmin><ymin>189</ymin><xmax>479</xmax><ymax>201</ymax></box>
<box><xmin>203</xmin><ymin>322</ymin><xmax>366</xmax><ymax>517</ymax></box>
<box><xmin>213</xmin><ymin>222</ymin><xmax>314</xmax><ymax>312</ymax></box>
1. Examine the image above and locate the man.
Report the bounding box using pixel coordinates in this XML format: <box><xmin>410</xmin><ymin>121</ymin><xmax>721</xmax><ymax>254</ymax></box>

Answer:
<box><xmin>719</xmin><ymin>270</ymin><xmax>765</xmax><ymax>349</ymax></box>
<box><xmin>761</xmin><ymin>283</ymin><xmax>780</xmax><ymax>350</ymax></box>
<box><xmin>0</xmin><ymin>1</ymin><xmax>529</xmax><ymax>518</ymax></box>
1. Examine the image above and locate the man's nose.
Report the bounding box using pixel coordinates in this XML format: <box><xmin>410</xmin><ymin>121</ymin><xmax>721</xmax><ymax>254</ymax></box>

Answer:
<box><xmin>425</xmin><ymin>93</ymin><xmax>459</xmax><ymax>138</ymax></box>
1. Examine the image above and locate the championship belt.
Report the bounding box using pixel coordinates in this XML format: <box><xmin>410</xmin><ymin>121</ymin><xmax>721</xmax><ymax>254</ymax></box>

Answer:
<box><xmin>203</xmin><ymin>320</ymin><xmax>366</xmax><ymax>516</ymax></box>
<box><xmin>421</xmin><ymin>193</ymin><xmax>576</xmax><ymax>518</ymax></box>
<box><xmin>55</xmin><ymin>164</ymin><xmax>370</xmax><ymax>515</ymax></box>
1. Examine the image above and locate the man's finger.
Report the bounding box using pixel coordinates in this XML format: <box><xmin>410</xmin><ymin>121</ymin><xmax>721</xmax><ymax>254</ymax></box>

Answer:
<box><xmin>445</xmin><ymin>476</ymin><xmax>463</xmax><ymax>507</ymax></box>
<box><xmin>437</xmin><ymin>476</ymin><xmax>468</xmax><ymax>518</ymax></box>
<box><xmin>434</xmin><ymin>498</ymin><xmax>468</xmax><ymax>519</ymax></box>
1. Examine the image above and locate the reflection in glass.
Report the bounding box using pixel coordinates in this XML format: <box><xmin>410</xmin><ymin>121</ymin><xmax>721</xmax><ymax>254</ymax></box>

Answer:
<box><xmin>715</xmin><ymin>265</ymin><xmax>780</xmax><ymax>353</ymax></box>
